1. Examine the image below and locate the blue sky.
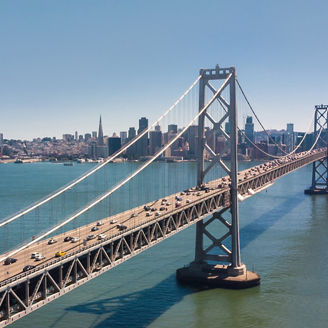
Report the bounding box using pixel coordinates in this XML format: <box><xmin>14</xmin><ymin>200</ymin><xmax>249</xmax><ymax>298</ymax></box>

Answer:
<box><xmin>1</xmin><ymin>0</ymin><xmax>327</xmax><ymax>139</ymax></box>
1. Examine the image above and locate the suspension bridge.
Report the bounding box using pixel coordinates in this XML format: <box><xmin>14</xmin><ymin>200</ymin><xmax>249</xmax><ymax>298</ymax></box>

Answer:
<box><xmin>0</xmin><ymin>66</ymin><xmax>327</xmax><ymax>327</ymax></box>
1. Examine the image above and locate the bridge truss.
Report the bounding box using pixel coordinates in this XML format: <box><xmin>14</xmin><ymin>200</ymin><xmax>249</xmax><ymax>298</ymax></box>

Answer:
<box><xmin>305</xmin><ymin>105</ymin><xmax>328</xmax><ymax>194</ymax></box>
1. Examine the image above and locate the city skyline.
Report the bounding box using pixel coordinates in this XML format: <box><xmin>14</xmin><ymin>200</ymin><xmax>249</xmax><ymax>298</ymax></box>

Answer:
<box><xmin>0</xmin><ymin>114</ymin><xmax>299</xmax><ymax>142</ymax></box>
<box><xmin>1</xmin><ymin>1</ymin><xmax>328</xmax><ymax>139</ymax></box>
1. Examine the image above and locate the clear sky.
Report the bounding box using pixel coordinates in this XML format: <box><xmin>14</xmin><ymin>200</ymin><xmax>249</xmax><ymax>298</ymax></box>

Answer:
<box><xmin>1</xmin><ymin>0</ymin><xmax>328</xmax><ymax>140</ymax></box>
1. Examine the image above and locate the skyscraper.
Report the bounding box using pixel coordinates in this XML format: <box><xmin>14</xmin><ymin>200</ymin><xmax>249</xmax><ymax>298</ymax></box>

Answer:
<box><xmin>108</xmin><ymin>133</ymin><xmax>121</xmax><ymax>156</ymax></box>
<box><xmin>149</xmin><ymin>130</ymin><xmax>162</xmax><ymax>155</ymax></box>
<box><xmin>168</xmin><ymin>124</ymin><xmax>178</xmax><ymax>134</ymax></box>
<box><xmin>98</xmin><ymin>116</ymin><xmax>104</xmax><ymax>145</ymax></box>
<box><xmin>287</xmin><ymin>123</ymin><xmax>294</xmax><ymax>134</ymax></box>
<box><xmin>285</xmin><ymin>123</ymin><xmax>295</xmax><ymax>152</ymax></box>
<box><xmin>90</xmin><ymin>115</ymin><xmax>108</xmax><ymax>158</ymax></box>
<box><xmin>245</xmin><ymin>116</ymin><xmax>254</xmax><ymax>145</ymax></box>
<box><xmin>136</xmin><ymin>117</ymin><xmax>149</xmax><ymax>157</ymax></box>
<box><xmin>138</xmin><ymin>117</ymin><xmax>148</xmax><ymax>134</ymax></box>
<box><xmin>84</xmin><ymin>133</ymin><xmax>91</xmax><ymax>142</ymax></box>
<box><xmin>120</xmin><ymin>131</ymin><xmax>127</xmax><ymax>144</ymax></box>
<box><xmin>0</xmin><ymin>133</ymin><xmax>3</xmax><ymax>145</ymax></box>
<box><xmin>128</xmin><ymin>127</ymin><xmax>136</xmax><ymax>140</ymax></box>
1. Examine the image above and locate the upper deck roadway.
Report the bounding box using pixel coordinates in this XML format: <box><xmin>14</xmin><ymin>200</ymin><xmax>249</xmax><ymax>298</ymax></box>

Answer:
<box><xmin>0</xmin><ymin>148</ymin><xmax>326</xmax><ymax>326</ymax></box>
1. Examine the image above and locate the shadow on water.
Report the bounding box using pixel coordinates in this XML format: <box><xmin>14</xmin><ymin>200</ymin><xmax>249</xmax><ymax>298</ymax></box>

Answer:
<box><xmin>65</xmin><ymin>193</ymin><xmax>303</xmax><ymax>327</ymax></box>
<box><xmin>66</xmin><ymin>274</ymin><xmax>192</xmax><ymax>328</ymax></box>
<box><xmin>240</xmin><ymin>192</ymin><xmax>303</xmax><ymax>249</ymax></box>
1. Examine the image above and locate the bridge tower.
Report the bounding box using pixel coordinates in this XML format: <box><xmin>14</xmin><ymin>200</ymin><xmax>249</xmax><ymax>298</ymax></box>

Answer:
<box><xmin>177</xmin><ymin>66</ymin><xmax>260</xmax><ymax>288</ymax></box>
<box><xmin>305</xmin><ymin>105</ymin><xmax>328</xmax><ymax>194</ymax></box>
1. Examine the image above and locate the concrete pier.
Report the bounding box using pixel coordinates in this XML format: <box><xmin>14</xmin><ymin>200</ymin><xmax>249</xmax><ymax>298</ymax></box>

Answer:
<box><xmin>176</xmin><ymin>264</ymin><xmax>260</xmax><ymax>289</ymax></box>
<box><xmin>304</xmin><ymin>188</ymin><xmax>328</xmax><ymax>195</ymax></box>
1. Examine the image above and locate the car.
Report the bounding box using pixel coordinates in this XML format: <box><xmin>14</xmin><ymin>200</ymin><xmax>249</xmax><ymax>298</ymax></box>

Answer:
<box><xmin>130</xmin><ymin>213</ymin><xmax>136</xmax><ymax>218</ymax></box>
<box><xmin>23</xmin><ymin>265</ymin><xmax>36</xmax><ymax>272</ymax></box>
<box><xmin>175</xmin><ymin>202</ymin><xmax>182</xmax><ymax>208</ymax></box>
<box><xmin>186</xmin><ymin>192</ymin><xmax>191</xmax><ymax>195</ymax></box>
<box><xmin>31</xmin><ymin>252</ymin><xmax>41</xmax><ymax>259</ymax></box>
<box><xmin>196</xmin><ymin>192</ymin><xmax>201</xmax><ymax>196</ymax></box>
<box><xmin>155</xmin><ymin>211</ymin><xmax>161</xmax><ymax>216</ymax></box>
<box><xmin>71</xmin><ymin>237</ymin><xmax>80</xmax><ymax>243</ymax></box>
<box><xmin>96</xmin><ymin>221</ymin><xmax>104</xmax><ymax>226</ymax></box>
<box><xmin>4</xmin><ymin>257</ymin><xmax>17</xmax><ymax>265</ymax></box>
<box><xmin>161</xmin><ymin>201</ymin><xmax>166</xmax><ymax>205</ymax></box>
<box><xmin>64</xmin><ymin>236</ymin><xmax>72</xmax><ymax>242</ymax></box>
<box><xmin>166</xmin><ymin>202</ymin><xmax>171</xmax><ymax>206</ymax></box>
<box><xmin>159</xmin><ymin>207</ymin><xmax>166</xmax><ymax>211</ymax></box>
<box><xmin>91</xmin><ymin>226</ymin><xmax>99</xmax><ymax>231</ymax></box>
<box><xmin>48</xmin><ymin>238</ymin><xmax>57</xmax><ymax>245</ymax></box>
<box><xmin>205</xmin><ymin>189</ymin><xmax>210</xmax><ymax>193</ymax></box>
<box><xmin>110</xmin><ymin>219</ymin><xmax>118</xmax><ymax>224</ymax></box>
<box><xmin>151</xmin><ymin>207</ymin><xmax>157</xmax><ymax>212</ymax></box>
<box><xmin>175</xmin><ymin>196</ymin><xmax>182</xmax><ymax>201</ymax></box>
<box><xmin>98</xmin><ymin>234</ymin><xmax>106</xmax><ymax>240</ymax></box>
<box><xmin>117</xmin><ymin>224</ymin><xmax>127</xmax><ymax>231</ymax></box>
<box><xmin>180</xmin><ymin>192</ymin><xmax>185</xmax><ymax>195</ymax></box>
<box><xmin>55</xmin><ymin>251</ymin><xmax>66</xmax><ymax>257</ymax></box>
<box><xmin>162</xmin><ymin>198</ymin><xmax>167</xmax><ymax>202</ymax></box>
<box><xmin>146</xmin><ymin>212</ymin><xmax>151</xmax><ymax>217</ymax></box>
<box><xmin>186</xmin><ymin>199</ymin><xmax>191</xmax><ymax>203</ymax></box>
<box><xmin>34</xmin><ymin>253</ymin><xmax>45</xmax><ymax>261</ymax></box>
<box><xmin>87</xmin><ymin>234</ymin><xmax>95</xmax><ymax>240</ymax></box>
<box><xmin>144</xmin><ymin>205</ymin><xmax>150</xmax><ymax>211</ymax></box>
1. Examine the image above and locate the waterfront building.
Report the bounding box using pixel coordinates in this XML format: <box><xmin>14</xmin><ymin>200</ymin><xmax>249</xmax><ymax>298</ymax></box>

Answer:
<box><xmin>108</xmin><ymin>133</ymin><xmax>121</xmax><ymax>155</ymax></box>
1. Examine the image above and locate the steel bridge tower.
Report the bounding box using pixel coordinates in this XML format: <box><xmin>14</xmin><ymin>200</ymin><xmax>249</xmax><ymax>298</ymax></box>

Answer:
<box><xmin>177</xmin><ymin>66</ymin><xmax>260</xmax><ymax>288</ymax></box>
<box><xmin>305</xmin><ymin>105</ymin><xmax>328</xmax><ymax>194</ymax></box>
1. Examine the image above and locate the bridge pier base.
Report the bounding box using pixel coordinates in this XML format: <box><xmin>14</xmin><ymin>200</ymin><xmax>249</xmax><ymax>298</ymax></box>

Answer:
<box><xmin>304</xmin><ymin>187</ymin><xmax>328</xmax><ymax>195</ymax></box>
<box><xmin>176</xmin><ymin>264</ymin><xmax>260</xmax><ymax>289</ymax></box>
